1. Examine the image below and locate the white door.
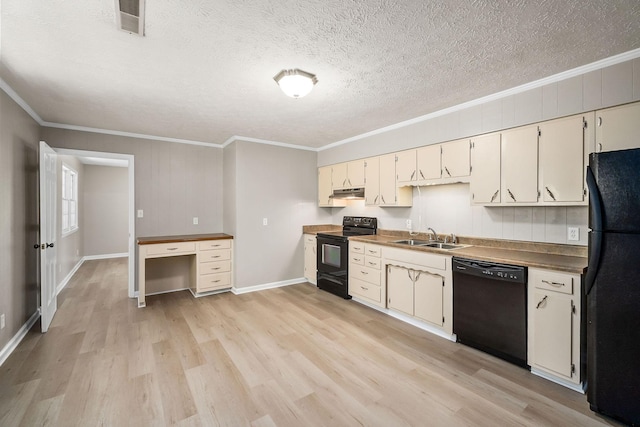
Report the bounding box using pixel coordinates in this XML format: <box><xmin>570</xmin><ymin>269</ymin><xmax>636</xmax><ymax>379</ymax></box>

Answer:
<box><xmin>39</xmin><ymin>141</ymin><xmax>58</xmax><ymax>332</ymax></box>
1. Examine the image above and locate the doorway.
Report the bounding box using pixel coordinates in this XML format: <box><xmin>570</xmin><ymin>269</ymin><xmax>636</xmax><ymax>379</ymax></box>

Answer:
<box><xmin>53</xmin><ymin>148</ymin><xmax>135</xmax><ymax>298</ymax></box>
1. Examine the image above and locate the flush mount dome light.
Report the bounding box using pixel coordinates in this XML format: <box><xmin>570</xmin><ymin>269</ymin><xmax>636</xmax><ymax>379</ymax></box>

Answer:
<box><xmin>273</xmin><ymin>69</ymin><xmax>318</xmax><ymax>98</ymax></box>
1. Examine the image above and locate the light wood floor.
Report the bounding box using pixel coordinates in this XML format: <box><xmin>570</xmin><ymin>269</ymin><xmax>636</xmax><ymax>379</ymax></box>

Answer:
<box><xmin>0</xmin><ymin>258</ymin><xmax>623</xmax><ymax>426</ymax></box>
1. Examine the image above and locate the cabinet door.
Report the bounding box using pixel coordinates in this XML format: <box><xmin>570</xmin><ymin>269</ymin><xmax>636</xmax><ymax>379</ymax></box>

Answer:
<box><xmin>532</xmin><ymin>290</ymin><xmax>573</xmax><ymax>378</ymax></box>
<box><xmin>364</xmin><ymin>157</ymin><xmax>380</xmax><ymax>205</ymax></box>
<box><xmin>396</xmin><ymin>150</ymin><xmax>417</xmax><ymax>184</ymax></box>
<box><xmin>347</xmin><ymin>159</ymin><xmax>365</xmax><ymax>188</ymax></box>
<box><xmin>303</xmin><ymin>234</ymin><xmax>316</xmax><ymax>283</ymax></box>
<box><xmin>332</xmin><ymin>163</ymin><xmax>348</xmax><ymax>189</ymax></box>
<box><xmin>441</xmin><ymin>139</ymin><xmax>471</xmax><ymax>178</ymax></box>
<box><xmin>387</xmin><ymin>265</ymin><xmax>414</xmax><ymax>316</ymax></box>
<box><xmin>501</xmin><ymin>125</ymin><xmax>539</xmax><ymax>203</ymax></box>
<box><xmin>595</xmin><ymin>101</ymin><xmax>640</xmax><ymax>153</ymax></box>
<box><xmin>470</xmin><ymin>133</ymin><xmax>501</xmax><ymax>204</ymax></box>
<box><xmin>379</xmin><ymin>154</ymin><xmax>397</xmax><ymax>206</ymax></box>
<box><xmin>413</xmin><ymin>270</ymin><xmax>443</xmax><ymax>326</ymax></box>
<box><xmin>539</xmin><ymin>115</ymin><xmax>585</xmax><ymax>203</ymax></box>
<box><xmin>416</xmin><ymin>145</ymin><xmax>441</xmax><ymax>180</ymax></box>
<box><xmin>318</xmin><ymin>166</ymin><xmax>333</xmax><ymax>206</ymax></box>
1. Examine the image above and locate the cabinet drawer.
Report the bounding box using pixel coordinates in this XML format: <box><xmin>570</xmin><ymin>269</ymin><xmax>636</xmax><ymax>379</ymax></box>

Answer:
<box><xmin>350</xmin><ymin>254</ymin><xmax>365</xmax><ymax>265</ymax></box>
<box><xmin>145</xmin><ymin>242</ymin><xmax>196</xmax><ymax>256</ymax></box>
<box><xmin>199</xmin><ymin>260</ymin><xmax>231</xmax><ymax>275</ymax></box>
<box><xmin>199</xmin><ymin>249</ymin><xmax>231</xmax><ymax>262</ymax></box>
<box><xmin>364</xmin><ymin>256</ymin><xmax>382</xmax><ymax>270</ymax></box>
<box><xmin>199</xmin><ymin>239</ymin><xmax>231</xmax><ymax>250</ymax></box>
<box><xmin>350</xmin><ymin>277</ymin><xmax>381</xmax><ymax>303</ymax></box>
<box><xmin>365</xmin><ymin>245</ymin><xmax>382</xmax><ymax>258</ymax></box>
<box><xmin>351</xmin><ymin>243</ymin><xmax>365</xmax><ymax>254</ymax></box>
<box><xmin>304</xmin><ymin>235</ymin><xmax>316</xmax><ymax>244</ymax></box>
<box><xmin>531</xmin><ymin>269</ymin><xmax>575</xmax><ymax>295</ymax></box>
<box><xmin>351</xmin><ymin>266</ymin><xmax>381</xmax><ymax>285</ymax></box>
<box><xmin>198</xmin><ymin>272</ymin><xmax>231</xmax><ymax>291</ymax></box>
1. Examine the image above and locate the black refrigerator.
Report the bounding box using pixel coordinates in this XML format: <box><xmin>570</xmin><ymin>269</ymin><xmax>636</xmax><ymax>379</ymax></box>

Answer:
<box><xmin>585</xmin><ymin>147</ymin><xmax>640</xmax><ymax>426</ymax></box>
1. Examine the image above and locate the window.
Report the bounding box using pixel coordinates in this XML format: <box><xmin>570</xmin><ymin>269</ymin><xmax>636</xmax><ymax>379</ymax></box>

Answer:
<box><xmin>62</xmin><ymin>165</ymin><xmax>78</xmax><ymax>234</ymax></box>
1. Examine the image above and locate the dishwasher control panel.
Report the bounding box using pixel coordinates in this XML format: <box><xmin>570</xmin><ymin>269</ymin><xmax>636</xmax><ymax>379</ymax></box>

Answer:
<box><xmin>452</xmin><ymin>257</ymin><xmax>527</xmax><ymax>283</ymax></box>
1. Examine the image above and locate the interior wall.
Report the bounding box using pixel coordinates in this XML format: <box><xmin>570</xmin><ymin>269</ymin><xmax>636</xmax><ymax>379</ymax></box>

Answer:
<box><xmin>83</xmin><ymin>164</ymin><xmax>129</xmax><ymax>256</ymax></box>
<box><xmin>40</xmin><ymin>128</ymin><xmax>224</xmax><ymax>238</ymax></box>
<box><xmin>57</xmin><ymin>155</ymin><xmax>84</xmax><ymax>282</ymax></box>
<box><xmin>318</xmin><ymin>57</ymin><xmax>640</xmax><ymax>246</ymax></box>
<box><xmin>0</xmin><ymin>90</ymin><xmax>40</xmax><ymax>352</ymax></box>
<box><xmin>232</xmin><ymin>141</ymin><xmax>331</xmax><ymax>288</ymax></box>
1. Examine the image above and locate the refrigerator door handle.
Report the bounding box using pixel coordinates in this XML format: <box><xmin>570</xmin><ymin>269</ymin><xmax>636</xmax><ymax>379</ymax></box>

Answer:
<box><xmin>585</xmin><ymin>166</ymin><xmax>603</xmax><ymax>295</ymax></box>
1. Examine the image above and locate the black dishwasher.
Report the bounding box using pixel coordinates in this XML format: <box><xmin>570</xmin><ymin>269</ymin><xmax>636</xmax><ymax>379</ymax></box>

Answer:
<box><xmin>452</xmin><ymin>257</ymin><xmax>528</xmax><ymax>368</ymax></box>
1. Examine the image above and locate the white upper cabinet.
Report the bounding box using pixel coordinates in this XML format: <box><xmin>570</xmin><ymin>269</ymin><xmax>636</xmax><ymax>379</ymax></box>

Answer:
<box><xmin>396</xmin><ymin>150</ymin><xmax>417</xmax><ymax>185</ymax></box>
<box><xmin>318</xmin><ymin>166</ymin><xmax>346</xmax><ymax>207</ymax></box>
<box><xmin>364</xmin><ymin>157</ymin><xmax>380</xmax><ymax>206</ymax></box>
<box><xmin>416</xmin><ymin>144</ymin><xmax>441</xmax><ymax>181</ymax></box>
<box><xmin>331</xmin><ymin>159</ymin><xmax>365</xmax><ymax>189</ymax></box>
<box><xmin>539</xmin><ymin>114</ymin><xmax>587</xmax><ymax>204</ymax></box>
<box><xmin>470</xmin><ymin>132</ymin><xmax>501</xmax><ymax>205</ymax></box>
<box><xmin>379</xmin><ymin>153</ymin><xmax>413</xmax><ymax>207</ymax></box>
<box><xmin>595</xmin><ymin>101</ymin><xmax>640</xmax><ymax>153</ymax></box>
<box><xmin>501</xmin><ymin>124</ymin><xmax>539</xmax><ymax>204</ymax></box>
<box><xmin>441</xmin><ymin>139</ymin><xmax>471</xmax><ymax>179</ymax></box>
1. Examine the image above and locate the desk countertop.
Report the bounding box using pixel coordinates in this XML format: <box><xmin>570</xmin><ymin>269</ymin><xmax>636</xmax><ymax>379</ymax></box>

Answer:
<box><xmin>137</xmin><ymin>233</ymin><xmax>233</xmax><ymax>245</ymax></box>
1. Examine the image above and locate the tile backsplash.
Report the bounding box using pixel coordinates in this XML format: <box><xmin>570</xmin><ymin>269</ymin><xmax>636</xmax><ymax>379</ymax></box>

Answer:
<box><xmin>332</xmin><ymin>183</ymin><xmax>588</xmax><ymax>246</ymax></box>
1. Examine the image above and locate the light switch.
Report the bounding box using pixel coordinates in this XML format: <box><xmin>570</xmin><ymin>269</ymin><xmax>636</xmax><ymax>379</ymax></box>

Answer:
<box><xmin>137</xmin><ymin>209</ymin><xmax>144</xmax><ymax>218</ymax></box>
<box><xmin>193</xmin><ymin>217</ymin><xmax>199</xmax><ymax>225</ymax></box>
<box><xmin>263</xmin><ymin>218</ymin><xmax>268</xmax><ymax>226</ymax></box>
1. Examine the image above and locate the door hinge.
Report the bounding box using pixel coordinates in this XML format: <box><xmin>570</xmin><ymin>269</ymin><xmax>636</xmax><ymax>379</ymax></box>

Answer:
<box><xmin>472</xmin><ymin>193</ymin><xmax>475</xmax><ymax>200</ymax></box>
<box><xmin>583</xmin><ymin>118</ymin><xmax>588</xmax><ymax>129</ymax></box>
<box><xmin>469</xmin><ymin>165</ymin><xmax>472</xmax><ymax>173</ymax></box>
<box><xmin>571</xmin><ymin>363</ymin><xmax>575</xmax><ymax>374</ymax></box>
<box><xmin>538</xmin><ymin>129</ymin><xmax>541</xmax><ymax>137</ymax></box>
<box><xmin>442</xmin><ymin>316</ymin><xmax>445</xmax><ymax>324</ymax></box>
<box><xmin>583</xmin><ymin>188</ymin><xmax>587</xmax><ymax>197</ymax></box>
<box><xmin>572</xmin><ymin>303</ymin><xmax>576</xmax><ymax>314</ymax></box>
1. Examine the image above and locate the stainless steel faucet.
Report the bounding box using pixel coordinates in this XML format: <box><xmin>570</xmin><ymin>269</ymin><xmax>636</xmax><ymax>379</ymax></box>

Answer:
<box><xmin>445</xmin><ymin>233</ymin><xmax>457</xmax><ymax>244</ymax></box>
<box><xmin>427</xmin><ymin>227</ymin><xmax>438</xmax><ymax>241</ymax></box>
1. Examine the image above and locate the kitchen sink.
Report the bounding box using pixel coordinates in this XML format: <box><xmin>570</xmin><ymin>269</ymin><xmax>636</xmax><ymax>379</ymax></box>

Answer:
<box><xmin>392</xmin><ymin>239</ymin><xmax>469</xmax><ymax>250</ymax></box>
<box><xmin>391</xmin><ymin>239</ymin><xmax>433</xmax><ymax>246</ymax></box>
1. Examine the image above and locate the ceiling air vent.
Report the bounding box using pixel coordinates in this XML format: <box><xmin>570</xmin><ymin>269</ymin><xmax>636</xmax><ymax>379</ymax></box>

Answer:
<box><xmin>116</xmin><ymin>0</ymin><xmax>145</xmax><ymax>36</ymax></box>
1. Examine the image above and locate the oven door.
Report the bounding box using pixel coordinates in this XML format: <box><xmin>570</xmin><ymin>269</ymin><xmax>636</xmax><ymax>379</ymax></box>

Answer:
<box><xmin>316</xmin><ymin>236</ymin><xmax>348</xmax><ymax>275</ymax></box>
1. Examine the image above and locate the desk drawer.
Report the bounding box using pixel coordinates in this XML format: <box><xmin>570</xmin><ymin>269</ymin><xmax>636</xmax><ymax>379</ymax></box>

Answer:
<box><xmin>145</xmin><ymin>242</ymin><xmax>195</xmax><ymax>256</ymax></box>
<box><xmin>199</xmin><ymin>239</ymin><xmax>232</xmax><ymax>251</ymax></box>
<box><xmin>199</xmin><ymin>260</ymin><xmax>231</xmax><ymax>275</ymax></box>
<box><xmin>198</xmin><ymin>272</ymin><xmax>231</xmax><ymax>291</ymax></box>
<box><xmin>199</xmin><ymin>249</ymin><xmax>231</xmax><ymax>262</ymax></box>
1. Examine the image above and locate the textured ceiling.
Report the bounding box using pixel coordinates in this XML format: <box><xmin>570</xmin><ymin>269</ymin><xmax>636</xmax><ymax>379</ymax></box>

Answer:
<box><xmin>1</xmin><ymin>0</ymin><xmax>640</xmax><ymax>149</ymax></box>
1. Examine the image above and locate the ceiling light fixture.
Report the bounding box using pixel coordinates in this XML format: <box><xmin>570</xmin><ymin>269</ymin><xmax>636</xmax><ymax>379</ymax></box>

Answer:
<box><xmin>273</xmin><ymin>69</ymin><xmax>318</xmax><ymax>98</ymax></box>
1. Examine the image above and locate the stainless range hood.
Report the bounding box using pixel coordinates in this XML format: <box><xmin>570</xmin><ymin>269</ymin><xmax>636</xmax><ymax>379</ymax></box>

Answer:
<box><xmin>330</xmin><ymin>187</ymin><xmax>365</xmax><ymax>200</ymax></box>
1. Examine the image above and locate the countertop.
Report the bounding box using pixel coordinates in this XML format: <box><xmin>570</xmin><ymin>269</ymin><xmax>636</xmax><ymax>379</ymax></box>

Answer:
<box><xmin>303</xmin><ymin>225</ymin><xmax>587</xmax><ymax>274</ymax></box>
<box><xmin>137</xmin><ymin>233</ymin><xmax>233</xmax><ymax>245</ymax></box>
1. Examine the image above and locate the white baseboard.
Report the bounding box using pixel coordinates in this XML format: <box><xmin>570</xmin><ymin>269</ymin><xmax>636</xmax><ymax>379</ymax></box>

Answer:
<box><xmin>188</xmin><ymin>287</ymin><xmax>231</xmax><ymax>298</ymax></box>
<box><xmin>145</xmin><ymin>287</ymin><xmax>190</xmax><ymax>297</ymax></box>
<box><xmin>530</xmin><ymin>368</ymin><xmax>585</xmax><ymax>394</ymax></box>
<box><xmin>83</xmin><ymin>252</ymin><xmax>128</xmax><ymax>260</ymax></box>
<box><xmin>56</xmin><ymin>258</ymin><xmax>85</xmax><ymax>295</ymax></box>
<box><xmin>0</xmin><ymin>310</ymin><xmax>40</xmax><ymax>367</ymax></box>
<box><xmin>232</xmin><ymin>277</ymin><xmax>307</xmax><ymax>295</ymax></box>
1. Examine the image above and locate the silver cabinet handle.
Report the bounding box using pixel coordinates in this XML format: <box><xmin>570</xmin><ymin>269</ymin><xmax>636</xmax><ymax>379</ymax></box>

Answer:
<box><xmin>212</xmin><ymin>267</ymin><xmax>221</xmax><ymax>270</ymax></box>
<box><xmin>361</xmin><ymin>286</ymin><xmax>369</xmax><ymax>291</ymax></box>
<box><xmin>374</xmin><ymin>195</ymin><xmax>379</xmax><ymax>204</ymax></box>
<box><xmin>167</xmin><ymin>247</ymin><xmax>178</xmax><ymax>251</ymax></box>
<box><xmin>597</xmin><ymin>142</ymin><xmax>603</xmax><ymax>152</ymax></box>
<box><xmin>507</xmin><ymin>189</ymin><xmax>516</xmax><ymax>202</ymax></box>
<box><xmin>368</xmin><ymin>261</ymin><xmax>376</xmax><ymax>266</ymax></box>
<box><xmin>410</xmin><ymin>170</ymin><xmax>416</xmax><ymax>180</ymax></box>
<box><xmin>445</xmin><ymin>166</ymin><xmax>451</xmax><ymax>177</ymax></box>
<box><xmin>381</xmin><ymin>195</ymin><xmax>386</xmax><ymax>204</ymax></box>
<box><xmin>361</xmin><ymin>270</ymin><xmax>368</xmax><ymax>275</ymax></box>
<box><xmin>353</xmin><ymin>258</ymin><xmax>361</xmax><ymax>262</ymax></box>
<box><xmin>490</xmin><ymin>189</ymin><xmax>499</xmax><ymax>203</ymax></box>
<box><xmin>536</xmin><ymin>295</ymin><xmax>548</xmax><ymax>309</ymax></box>
<box><xmin>597</xmin><ymin>116</ymin><xmax>602</xmax><ymax>126</ymax></box>
<box><xmin>545</xmin><ymin>186</ymin><xmax>556</xmax><ymax>201</ymax></box>
<box><xmin>542</xmin><ymin>279</ymin><xmax>564</xmax><ymax>287</ymax></box>
<box><xmin>419</xmin><ymin>169</ymin><xmax>425</xmax><ymax>179</ymax></box>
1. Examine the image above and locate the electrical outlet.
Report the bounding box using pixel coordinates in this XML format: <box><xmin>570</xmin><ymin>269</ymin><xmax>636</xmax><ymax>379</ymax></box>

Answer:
<box><xmin>193</xmin><ymin>217</ymin><xmax>199</xmax><ymax>225</ymax></box>
<box><xmin>568</xmin><ymin>227</ymin><xmax>580</xmax><ymax>241</ymax></box>
<box><xmin>137</xmin><ymin>209</ymin><xmax>144</xmax><ymax>218</ymax></box>
<box><xmin>406</xmin><ymin>219</ymin><xmax>412</xmax><ymax>229</ymax></box>
<box><xmin>263</xmin><ymin>218</ymin><xmax>268</xmax><ymax>226</ymax></box>
<box><xmin>1</xmin><ymin>314</ymin><xmax>5</xmax><ymax>330</ymax></box>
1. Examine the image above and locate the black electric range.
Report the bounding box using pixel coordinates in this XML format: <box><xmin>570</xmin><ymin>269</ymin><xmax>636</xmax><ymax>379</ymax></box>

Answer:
<box><xmin>316</xmin><ymin>216</ymin><xmax>377</xmax><ymax>298</ymax></box>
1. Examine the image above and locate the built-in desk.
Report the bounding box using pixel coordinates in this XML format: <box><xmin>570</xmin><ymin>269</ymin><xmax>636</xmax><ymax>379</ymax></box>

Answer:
<box><xmin>137</xmin><ymin>233</ymin><xmax>234</xmax><ymax>307</ymax></box>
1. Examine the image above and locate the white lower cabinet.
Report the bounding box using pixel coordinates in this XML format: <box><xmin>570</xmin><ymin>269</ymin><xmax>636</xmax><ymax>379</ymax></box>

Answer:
<box><xmin>303</xmin><ymin>234</ymin><xmax>317</xmax><ymax>285</ymax></box>
<box><xmin>528</xmin><ymin>268</ymin><xmax>582</xmax><ymax>388</ymax></box>
<box><xmin>349</xmin><ymin>243</ymin><xmax>385</xmax><ymax>307</ymax></box>
<box><xmin>196</xmin><ymin>239</ymin><xmax>233</xmax><ymax>293</ymax></box>
<box><xmin>384</xmin><ymin>247</ymin><xmax>452</xmax><ymax>334</ymax></box>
